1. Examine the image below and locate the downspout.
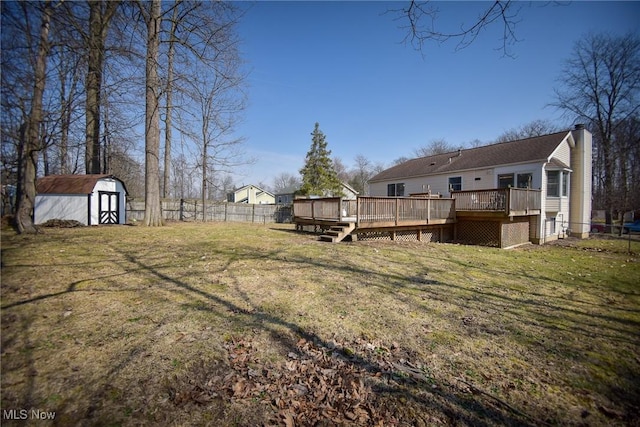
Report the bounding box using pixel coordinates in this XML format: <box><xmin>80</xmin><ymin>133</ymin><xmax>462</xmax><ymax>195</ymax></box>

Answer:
<box><xmin>540</xmin><ymin>161</ymin><xmax>548</xmax><ymax>243</ymax></box>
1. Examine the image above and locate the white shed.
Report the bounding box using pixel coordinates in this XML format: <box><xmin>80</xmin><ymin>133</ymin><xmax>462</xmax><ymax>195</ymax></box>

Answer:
<box><xmin>35</xmin><ymin>174</ymin><xmax>128</xmax><ymax>225</ymax></box>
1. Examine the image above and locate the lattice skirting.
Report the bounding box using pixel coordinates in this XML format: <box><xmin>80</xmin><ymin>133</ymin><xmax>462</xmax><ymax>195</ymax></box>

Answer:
<box><xmin>457</xmin><ymin>220</ymin><xmax>500</xmax><ymax>247</ymax></box>
<box><xmin>356</xmin><ymin>226</ymin><xmax>452</xmax><ymax>243</ymax></box>
<box><xmin>457</xmin><ymin>218</ymin><xmax>531</xmax><ymax>248</ymax></box>
<box><xmin>501</xmin><ymin>218</ymin><xmax>530</xmax><ymax>248</ymax></box>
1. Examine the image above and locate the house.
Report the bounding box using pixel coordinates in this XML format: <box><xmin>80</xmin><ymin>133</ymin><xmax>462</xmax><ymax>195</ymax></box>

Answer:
<box><xmin>278</xmin><ymin>182</ymin><xmax>359</xmax><ymax>205</ymax></box>
<box><xmin>368</xmin><ymin>125</ymin><xmax>592</xmax><ymax>244</ymax></box>
<box><xmin>340</xmin><ymin>182</ymin><xmax>359</xmax><ymax>200</ymax></box>
<box><xmin>35</xmin><ymin>174</ymin><xmax>128</xmax><ymax>225</ymax></box>
<box><xmin>227</xmin><ymin>185</ymin><xmax>275</xmax><ymax>204</ymax></box>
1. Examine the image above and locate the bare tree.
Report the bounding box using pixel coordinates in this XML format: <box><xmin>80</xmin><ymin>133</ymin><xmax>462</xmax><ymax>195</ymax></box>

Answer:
<box><xmin>413</xmin><ymin>138</ymin><xmax>457</xmax><ymax>157</ymax></box>
<box><xmin>272</xmin><ymin>172</ymin><xmax>300</xmax><ymax>194</ymax></box>
<box><xmin>349</xmin><ymin>154</ymin><xmax>373</xmax><ymax>195</ymax></box>
<box><xmin>332</xmin><ymin>157</ymin><xmax>350</xmax><ymax>183</ymax></box>
<box><xmin>14</xmin><ymin>1</ymin><xmax>53</xmax><ymax>233</ymax></box>
<box><xmin>171</xmin><ymin>152</ymin><xmax>197</xmax><ymax>199</ymax></box>
<box><xmin>393</xmin><ymin>1</ymin><xmax>522</xmax><ymax>56</ymax></box>
<box><xmin>109</xmin><ymin>144</ymin><xmax>144</xmax><ymax>198</ymax></box>
<box><xmin>182</xmin><ymin>64</ymin><xmax>246</xmax><ymax>220</ymax></box>
<box><xmin>142</xmin><ymin>0</ymin><xmax>163</xmax><ymax>226</ymax></box>
<box><xmin>494</xmin><ymin>119</ymin><xmax>561</xmax><ymax>143</ymax></box>
<box><xmin>553</xmin><ymin>32</ymin><xmax>640</xmax><ymax>227</ymax></box>
<box><xmin>84</xmin><ymin>0</ymin><xmax>119</xmax><ymax>174</ymax></box>
<box><xmin>162</xmin><ymin>0</ymin><xmax>180</xmax><ymax>198</ymax></box>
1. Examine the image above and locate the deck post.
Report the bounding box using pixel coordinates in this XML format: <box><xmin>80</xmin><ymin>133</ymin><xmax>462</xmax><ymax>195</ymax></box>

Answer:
<box><xmin>395</xmin><ymin>198</ymin><xmax>399</xmax><ymax>226</ymax></box>
<box><xmin>427</xmin><ymin>199</ymin><xmax>431</xmax><ymax>223</ymax></box>
<box><xmin>339</xmin><ymin>198</ymin><xmax>343</xmax><ymax>221</ymax></box>
<box><xmin>506</xmin><ymin>189</ymin><xmax>511</xmax><ymax>215</ymax></box>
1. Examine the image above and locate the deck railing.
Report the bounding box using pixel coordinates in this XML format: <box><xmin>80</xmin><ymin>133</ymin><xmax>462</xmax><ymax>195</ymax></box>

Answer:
<box><xmin>293</xmin><ymin>196</ymin><xmax>455</xmax><ymax>226</ymax></box>
<box><xmin>292</xmin><ymin>197</ymin><xmax>341</xmax><ymax>220</ymax></box>
<box><xmin>452</xmin><ymin>188</ymin><xmax>541</xmax><ymax>215</ymax></box>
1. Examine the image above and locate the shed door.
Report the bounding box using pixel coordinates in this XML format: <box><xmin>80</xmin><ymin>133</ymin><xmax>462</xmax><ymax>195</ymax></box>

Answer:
<box><xmin>99</xmin><ymin>191</ymin><xmax>119</xmax><ymax>224</ymax></box>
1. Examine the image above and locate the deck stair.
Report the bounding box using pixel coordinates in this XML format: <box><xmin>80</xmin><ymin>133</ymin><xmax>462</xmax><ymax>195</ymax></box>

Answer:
<box><xmin>319</xmin><ymin>222</ymin><xmax>356</xmax><ymax>243</ymax></box>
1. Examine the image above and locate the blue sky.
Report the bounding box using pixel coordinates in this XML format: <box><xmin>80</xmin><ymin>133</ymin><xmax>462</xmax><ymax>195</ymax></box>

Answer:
<box><xmin>232</xmin><ymin>1</ymin><xmax>640</xmax><ymax>187</ymax></box>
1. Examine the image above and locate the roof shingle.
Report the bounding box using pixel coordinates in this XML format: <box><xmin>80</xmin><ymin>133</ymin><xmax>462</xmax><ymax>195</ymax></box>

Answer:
<box><xmin>369</xmin><ymin>131</ymin><xmax>571</xmax><ymax>182</ymax></box>
<box><xmin>36</xmin><ymin>174</ymin><xmax>115</xmax><ymax>194</ymax></box>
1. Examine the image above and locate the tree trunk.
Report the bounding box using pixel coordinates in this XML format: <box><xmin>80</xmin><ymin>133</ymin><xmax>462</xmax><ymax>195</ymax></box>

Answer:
<box><xmin>15</xmin><ymin>1</ymin><xmax>52</xmax><ymax>234</ymax></box>
<box><xmin>85</xmin><ymin>0</ymin><xmax>118</xmax><ymax>174</ymax></box>
<box><xmin>163</xmin><ymin>1</ymin><xmax>179</xmax><ymax>199</ymax></box>
<box><xmin>85</xmin><ymin>1</ymin><xmax>102</xmax><ymax>174</ymax></box>
<box><xmin>202</xmin><ymin>139</ymin><xmax>207</xmax><ymax>221</ymax></box>
<box><xmin>143</xmin><ymin>0</ymin><xmax>163</xmax><ymax>226</ymax></box>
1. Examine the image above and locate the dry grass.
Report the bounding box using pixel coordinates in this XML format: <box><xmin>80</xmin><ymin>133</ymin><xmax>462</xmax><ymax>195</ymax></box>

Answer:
<box><xmin>1</xmin><ymin>222</ymin><xmax>639</xmax><ymax>426</ymax></box>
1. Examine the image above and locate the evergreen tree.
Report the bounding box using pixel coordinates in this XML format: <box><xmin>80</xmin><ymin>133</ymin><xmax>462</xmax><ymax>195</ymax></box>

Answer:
<box><xmin>299</xmin><ymin>123</ymin><xmax>343</xmax><ymax>197</ymax></box>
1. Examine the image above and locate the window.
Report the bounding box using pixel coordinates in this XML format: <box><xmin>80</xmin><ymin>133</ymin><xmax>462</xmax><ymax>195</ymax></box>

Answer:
<box><xmin>517</xmin><ymin>173</ymin><xmax>533</xmax><ymax>189</ymax></box>
<box><xmin>498</xmin><ymin>173</ymin><xmax>514</xmax><ymax>188</ymax></box>
<box><xmin>547</xmin><ymin>171</ymin><xmax>560</xmax><ymax>197</ymax></box>
<box><xmin>547</xmin><ymin>171</ymin><xmax>567</xmax><ymax>197</ymax></box>
<box><xmin>448</xmin><ymin>176</ymin><xmax>462</xmax><ymax>192</ymax></box>
<box><xmin>387</xmin><ymin>183</ymin><xmax>405</xmax><ymax>196</ymax></box>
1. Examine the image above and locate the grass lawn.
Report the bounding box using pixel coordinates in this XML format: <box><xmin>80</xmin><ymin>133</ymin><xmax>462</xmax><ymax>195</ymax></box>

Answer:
<box><xmin>1</xmin><ymin>222</ymin><xmax>639</xmax><ymax>426</ymax></box>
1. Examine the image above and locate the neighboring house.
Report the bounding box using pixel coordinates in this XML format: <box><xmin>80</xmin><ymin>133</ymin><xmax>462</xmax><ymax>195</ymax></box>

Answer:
<box><xmin>275</xmin><ymin>193</ymin><xmax>295</xmax><ymax>205</ymax></box>
<box><xmin>35</xmin><ymin>174</ymin><xmax>128</xmax><ymax>225</ymax></box>
<box><xmin>368</xmin><ymin>125</ymin><xmax>592</xmax><ymax>243</ymax></box>
<box><xmin>227</xmin><ymin>185</ymin><xmax>275</xmax><ymax>204</ymax></box>
<box><xmin>306</xmin><ymin>182</ymin><xmax>360</xmax><ymax>200</ymax></box>
<box><xmin>340</xmin><ymin>182</ymin><xmax>359</xmax><ymax>200</ymax></box>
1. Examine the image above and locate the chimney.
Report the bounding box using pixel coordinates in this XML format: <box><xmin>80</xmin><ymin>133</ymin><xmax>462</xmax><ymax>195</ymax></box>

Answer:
<box><xmin>569</xmin><ymin>125</ymin><xmax>592</xmax><ymax>238</ymax></box>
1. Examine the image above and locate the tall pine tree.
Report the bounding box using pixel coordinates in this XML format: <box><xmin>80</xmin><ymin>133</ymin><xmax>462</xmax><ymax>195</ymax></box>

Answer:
<box><xmin>299</xmin><ymin>123</ymin><xmax>343</xmax><ymax>197</ymax></box>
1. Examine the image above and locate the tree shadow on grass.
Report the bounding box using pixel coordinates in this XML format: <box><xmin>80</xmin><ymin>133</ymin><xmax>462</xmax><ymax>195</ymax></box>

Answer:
<box><xmin>3</xmin><ymin>230</ymin><xmax>638</xmax><ymax>425</ymax></box>
<box><xmin>107</xmin><ymin>248</ymin><xmax>543</xmax><ymax>426</ymax></box>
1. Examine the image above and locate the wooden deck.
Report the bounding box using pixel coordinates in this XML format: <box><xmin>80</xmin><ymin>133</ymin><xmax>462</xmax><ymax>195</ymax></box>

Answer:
<box><xmin>293</xmin><ymin>196</ymin><xmax>456</xmax><ymax>242</ymax></box>
<box><xmin>293</xmin><ymin>189</ymin><xmax>542</xmax><ymax>243</ymax></box>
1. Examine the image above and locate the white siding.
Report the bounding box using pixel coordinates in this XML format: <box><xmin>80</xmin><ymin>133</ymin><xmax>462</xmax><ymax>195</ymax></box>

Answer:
<box><xmin>255</xmin><ymin>191</ymin><xmax>275</xmax><ymax>204</ymax></box>
<box><xmin>35</xmin><ymin>177</ymin><xmax>127</xmax><ymax>226</ymax></box>
<box><xmin>550</xmin><ymin>139</ymin><xmax>571</xmax><ymax>167</ymax></box>
<box><xmin>34</xmin><ymin>194</ymin><xmax>89</xmax><ymax>225</ymax></box>
<box><xmin>569</xmin><ymin>128</ymin><xmax>592</xmax><ymax>237</ymax></box>
<box><xmin>370</xmin><ymin>168</ymin><xmax>502</xmax><ymax>197</ymax></box>
<box><xmin>233</xmin><ymin>186</ymin><xmax>274</xmax><ymax>204</ymax></box>
<box><xmin>369</xmin><ymin>176</ymin><xmax>452</xmax><ymax>197</ymax></box>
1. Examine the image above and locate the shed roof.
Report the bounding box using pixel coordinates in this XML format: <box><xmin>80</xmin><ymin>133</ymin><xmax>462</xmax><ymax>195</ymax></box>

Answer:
<box><xmin>369</xmin><ymin>131</ymin><xmax>572</xmax><ymax>182</ymax></box>
<box><xmin>37</xmin><ymin>174</ymin><xmax>123</xmax><ymax>195</ymax></box>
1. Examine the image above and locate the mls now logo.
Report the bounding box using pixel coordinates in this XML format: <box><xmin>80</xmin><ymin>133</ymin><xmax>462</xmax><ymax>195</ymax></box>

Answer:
<box><xmin>3</xmin><ymin>409</ymin><xmax>56</xmax><ymax>420</ymax></box>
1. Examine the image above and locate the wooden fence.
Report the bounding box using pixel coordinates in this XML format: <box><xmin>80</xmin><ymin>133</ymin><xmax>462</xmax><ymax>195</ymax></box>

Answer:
<box><xmin>126</xmin><ymin>199</ymin><xmax>291</xmax><ymax>224</ymax></box>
